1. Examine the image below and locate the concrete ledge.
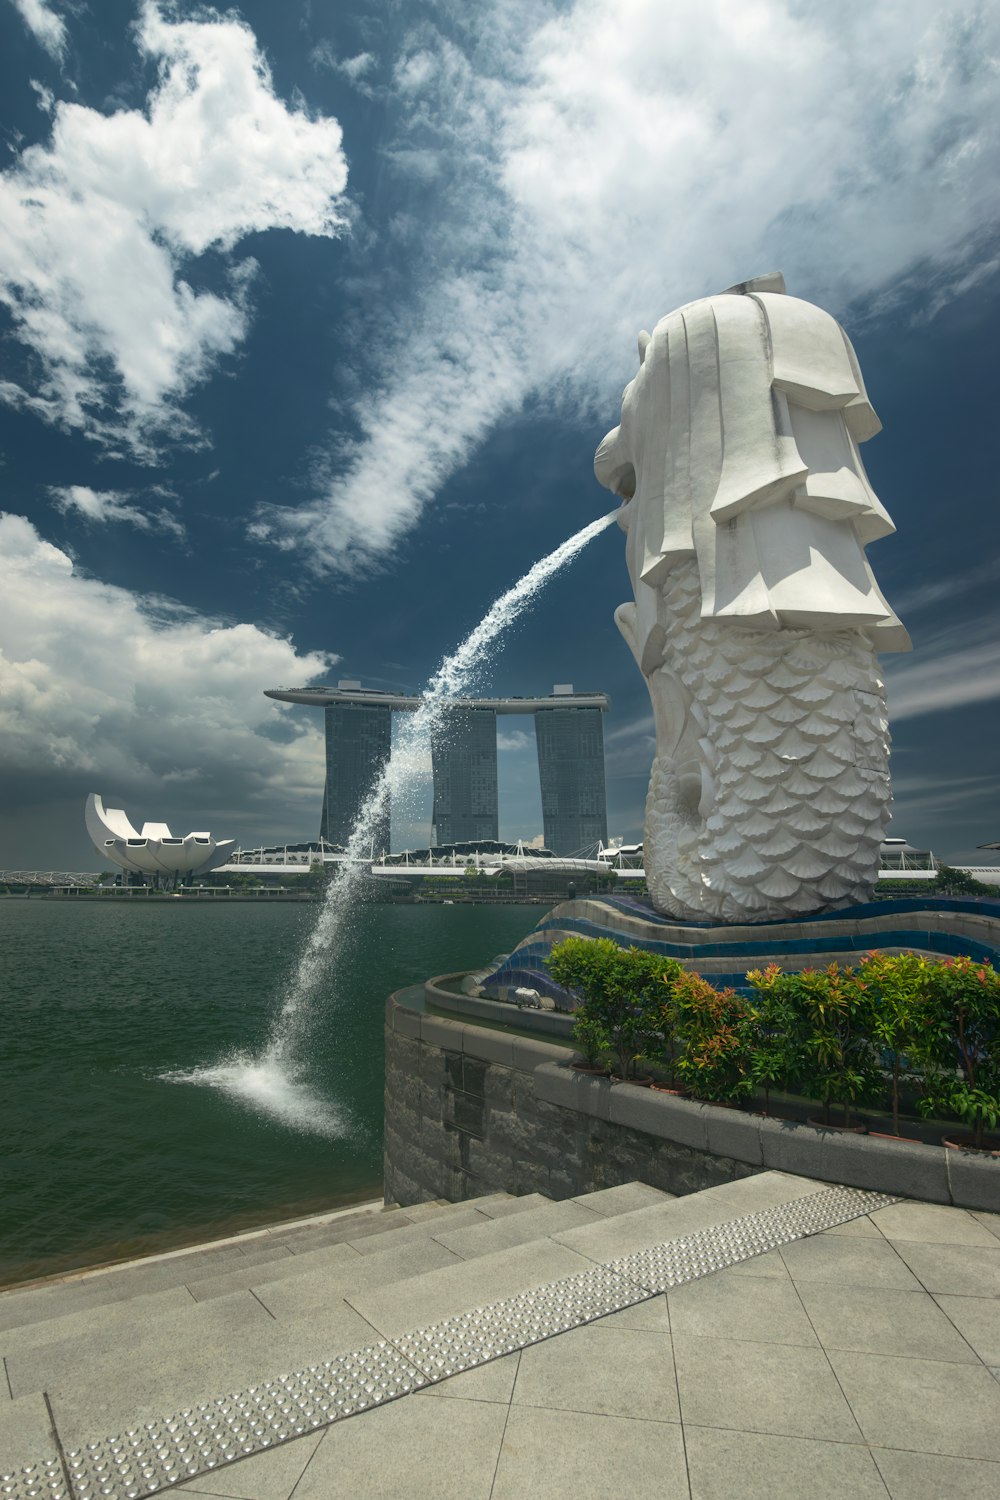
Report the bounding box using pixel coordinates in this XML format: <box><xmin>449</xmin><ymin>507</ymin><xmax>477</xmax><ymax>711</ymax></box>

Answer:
<box><xmin>946</xmin><ymin>1146</ymin><xmax>1000</xmax><ymax>1212</ymax></box>
<box><xmin>534</xmin><ymin>1062</ymin><xmax>613</xmax><ymax>1122</ymax></box>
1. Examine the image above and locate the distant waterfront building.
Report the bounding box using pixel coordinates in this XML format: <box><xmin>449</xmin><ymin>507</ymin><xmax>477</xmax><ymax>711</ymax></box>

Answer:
<box><xmin>535</xmin><ymin>688</ymin><xmax>609</xmax><ymax>854</ymax></box>
<box><xmin>431</xmin><ymin>707</ymin><xmax>499</xmax><ymax>845</ymax></box>
<box><xmin>319</xmin><ymin>682</ymin><xmax>392</xmax><ymax>850</ymax></box>
<box><xmin>85</xmin><ymin>794</ymin><xmax>235</xmax><ymax>879</ymax></box>
<box><xmin>265</xmin><ymin>681</ymin><xmax>610</xmax><ymax>856</ymax></box>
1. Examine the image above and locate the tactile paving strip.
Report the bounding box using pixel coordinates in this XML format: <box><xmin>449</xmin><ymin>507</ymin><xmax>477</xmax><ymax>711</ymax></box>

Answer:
<box><xmin>4</xmin><ymin>1184</ymin><xmax>897</xmax><ymax>1499</ymax></box>
<box><xmin>395</xmin><ymin>1262</ymin><xmax>644</xmax><ymax>1378</ymax></box>
<box><xmin>0</xmin><ymin>1455</ymin><xmax>70</xmax><ymax>1500</ymax></box>
<box><xmin>608</xmin><ymin>1185</ymin><xmax>899</xmax><ymax>1294</ymax></box>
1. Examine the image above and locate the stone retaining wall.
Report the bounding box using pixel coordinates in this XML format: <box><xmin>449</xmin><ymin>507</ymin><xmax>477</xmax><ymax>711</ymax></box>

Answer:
<box><xmin>384</xmin><ymin>989</ymin><xmax>1000</xmax><ymax>1214</ymax></box>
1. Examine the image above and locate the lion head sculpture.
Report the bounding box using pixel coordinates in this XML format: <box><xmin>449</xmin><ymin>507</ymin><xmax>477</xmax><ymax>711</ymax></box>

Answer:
<box><xmin>595</xmin><ymin>275</ymin><xmax>909</xmax><ymax>922</ymax></box>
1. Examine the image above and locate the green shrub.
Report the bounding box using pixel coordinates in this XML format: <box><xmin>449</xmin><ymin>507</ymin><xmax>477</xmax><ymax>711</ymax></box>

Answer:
<box><xmin>856</xmin><ymin>950</ymin><xmax>928</xmax><ymax>1135</ymax></box>
<box><xmin>672</xmin><ymin>971</ymin><xmax>756</xmax><ymax>1103</ymax></box>
<box><xmin>546</xmin><ymin>937</ymin><xmax>681</xmax><ymax>1080</ymax></box>
<box><xmin>906</xmin><ymin>954</ymin><xmax>1000</xmax><ymax>1147</ymax></box>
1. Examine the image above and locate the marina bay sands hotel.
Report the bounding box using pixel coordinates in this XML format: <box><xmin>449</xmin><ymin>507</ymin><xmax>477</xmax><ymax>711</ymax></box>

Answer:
<box><xmin>264</xmin><ymin>682</ymin><xmax>609</xmax><ymax>856</ymax></box>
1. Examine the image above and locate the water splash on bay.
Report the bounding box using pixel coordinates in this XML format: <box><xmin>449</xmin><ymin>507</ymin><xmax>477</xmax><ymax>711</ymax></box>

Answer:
<box><xmin>177</xmin><ymin>510</ymin><xmax>618</xmax><ymax>1132</ymax></box>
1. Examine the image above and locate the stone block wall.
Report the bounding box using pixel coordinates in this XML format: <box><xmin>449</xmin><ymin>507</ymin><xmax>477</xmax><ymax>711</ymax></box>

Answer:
<box><xmin>383</xmin><ymin>995</ymin><xmax>760</xmax><ymax>1207</ymax></box>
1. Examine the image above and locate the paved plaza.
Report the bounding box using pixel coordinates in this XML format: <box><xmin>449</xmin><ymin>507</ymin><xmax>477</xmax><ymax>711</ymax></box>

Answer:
<box><xmin>3</xmin><ymin>1176</ymin><xmax>1000</xmax><ymax>1499</ymax></box>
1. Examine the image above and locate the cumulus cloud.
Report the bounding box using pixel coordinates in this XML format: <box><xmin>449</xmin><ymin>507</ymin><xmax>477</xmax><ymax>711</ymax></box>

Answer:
<box><xmin>50</xmin><ymin>484</ymin><xmax>186</xmax><ymax>539</ymax></box>
<box><xmin>262</xmin><ymin>0</ymin><xmax>1000</xmax><ymax>573</ymax></box>
<box><xmin>0</xmin><ymin>1</ymin><xmax>349</xmax><ymax>456</ymax></box>
<box><xmin>0</xmin><ymin>512</ymin><xmax>334</xmax><ymax>840</ymax></box>
<box><xmin>10</xmin><ymin>0</ymin><xmax>67</xmax><ymax>60</ymax></box>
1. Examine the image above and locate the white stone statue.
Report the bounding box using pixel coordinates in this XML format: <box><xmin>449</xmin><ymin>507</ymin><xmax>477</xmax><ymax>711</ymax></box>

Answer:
<box><xmin>595</xmin><ymin>273</ymin><xmax>910</xmax><ymax>922</ymax></box>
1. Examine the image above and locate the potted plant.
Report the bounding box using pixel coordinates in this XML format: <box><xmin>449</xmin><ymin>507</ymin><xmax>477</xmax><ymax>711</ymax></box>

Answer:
<box><xmin>546</xmin><ymin>937</ymin><xmax>675</xmax><ymax>1082</ymax></box>
<box><xmin>672</xmin><ymin>971</ymin><xmax>755</xmax><ymax>1106</ymax></box>
<box><xmin>570</xmin><ymin>1012</ymin><xmax>610</xmax><ymax>1074</ymax></box>
<box><xmin>744</xmin><ymin>964</ymin><xmax>806</xmax><ymax>1115</ymax></box>
<box><xmin>856</xmin><ymin>950</ymin><xmax>926</xmax><ymax>1141</ymax></box>
<box><xmin>908</xmin><ymin>955</ymin><xmax>1000</xmax><ymax>1151</ymax></box>
<box><xmin>787</xmin><ymin>964</ymin><xmax>879</xmax><ymax>1130</ymax></box>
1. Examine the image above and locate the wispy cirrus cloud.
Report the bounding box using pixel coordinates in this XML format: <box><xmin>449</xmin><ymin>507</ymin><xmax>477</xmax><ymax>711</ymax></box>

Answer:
<box><xmin>259</xmin><ymin>0</ymin><xmax>1000</xmax><ymax>575</ymax></box>
<box><xmin>50</xmin><ymin>484</ymin><xmax>186</xmax><ymax>539</ymax></box>
<box><xmin>10</xmin><ymin>0</ymin><xmax>66</xmax><ymax>60</ymax></box>
<box><xmin>884</xmin><ymin>617</ymin><xmax>1000</xmax><ymax>721</ymax></box>
<box><xmin>0</xmin><ymin>1</ymin><xmax>349</xmax><ymax>458</ymax></box>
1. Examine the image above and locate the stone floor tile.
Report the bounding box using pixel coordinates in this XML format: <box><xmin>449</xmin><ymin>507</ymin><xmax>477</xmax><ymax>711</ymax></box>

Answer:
<box><xmin>934</xmin><ymin>1294</ymin><xmax>1000</xmax><ymax>1365</ymax></box>
<box><xmin>0</xmin><ymin>1390</ymin><xmax>59</xmax><ymax>1473</ymax></box>
<box><xmin>868</xmin><ymin>1202</ymin><xmax>999</xmax><ymax>1246</ymax></box>
<box><xmin>872</xmin><ymin>1447</ymin><xmax>1000</xmax><ymax>1500</ymax></box>
<box><xmin>668</xmin><ymin>1269</ymin><xmax>818</xmax><ymax>1347</ymax></box>
<box><xmin>820</xmin><ymin>1216</ymin><xmax>884</xmax><ymax>1239</ymax></box>
<box><xmin>290</xmin><ymin>1392</ymin><xmax>506</xmax><ymax>1500</ymax></box>
<box><xmin>673</xmin><ymin>1334</ymin><xmax>862</xmax><ymax>1444</ymax></box>
<box><xmin>422</xmin><ymin>1351</ymin><xmax>520</xmax><ymax>1404</ymax></box>
<box><xmin>171</xmin><ymin>1432</ymin><xmax>323</xmax><ymax>1500</ymax></box>
<box><xmin>593</xmin><ymin>1294</ymin><xmax>671</xmax><ymax>1333</ymax></box>
<box><xmin>891</xmin><ymin>1241</ymin><xmax>1000</xmax><ymax>1297</ymax></box>
<box><xmin>779</xmin><ymin>1235</ymin><xmax>920</xmax><ymax>1290</ymax></box>
<box><xmin>572</xmin><ymin>1182</ymin><xmax>671</xmax><ymax>1217</ymax></box>
<box><xmin>685</xmin><ymin>1425</ymin><xmax>888</xmax><ymax>1500</ymax></box>
<box><xmin>348</xmin><ymin>1206</ymin><xmax>488</xmax><ymax>1256</ymax></box>
<box><xmin>252</xmin><ymin>1238</ymin><xmax>461</xmax><ymax>1320</ymax></box>
<box><xmin>346</xmin><ymin>1240</ymin><xmax>598</xmax><ymax>1338</ymax></box>
<box><xmin>971</xmin><ymin>1210</ymin><xmax>1000</xmax><ymax>1243</ymax></box>
<box><xmin>491</xmin><ymin>1405</ymin><xmax>687</xmax><ymax>1500</ymax></box>
<box><xmin>551</xmin><ymin>1194</ymin><xmax>742</xmax><ymax>1265</ymax></box>
<box><xmin>723</xmin><ymin>1249</ymin><xmax>790</xmax><ymax>1280</ymax></box>
<box><xmin>512</xmin><ymin>1324</ymin><xmax>680</xmax><ymax>1422</ymax></box>
<box><xmin>472</xmin><ymin>1194</ymin><xmax>549</xmax><ymax>1220</ymax></box>
<box><xmin>797</xmin><ymin>1283</ymin><xmax>980</xmax><ymax>1363</ymax></box>
<box><xmin>699</xmin><ymin>1171</ymin><xmax>823</xmax><ymax>1215</ymax></box>
<box><xmin>829</xmin><ymin>1348</ymin><xmax>1000</xmax><ymax>1460</ymax></box>
<box><xmin>42</xmin><ymin>1292</ymin><xmax>378</xmax><ymax>1444</ymax></box>
<box><xmin>188</xmin><ymin>1241</ymin><xmax>363</xmax><ymax>1302</ymax></box>
<box><xmin>0</xmin><ymin>1284</ymin><xmax>195</xmax><ymax>1357</ymax></box>
<box><xmin>431</xmin><ymin>1200</ymin><xmax>602</xmax><ymax>1260</ymax></box>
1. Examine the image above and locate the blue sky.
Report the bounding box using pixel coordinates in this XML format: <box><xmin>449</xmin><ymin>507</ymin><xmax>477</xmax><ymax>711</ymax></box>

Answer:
<box><xmin>1</xmin><ymin>0</ymin><xmax>998</xmax><ymax>869</ymax></box>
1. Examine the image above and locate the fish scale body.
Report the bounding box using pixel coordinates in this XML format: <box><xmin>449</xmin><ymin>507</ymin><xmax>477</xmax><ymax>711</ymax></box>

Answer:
<box><xmin>643</xmin><ymin>560</ymin><xmax>891</xmax><ymax>922</ymax></box>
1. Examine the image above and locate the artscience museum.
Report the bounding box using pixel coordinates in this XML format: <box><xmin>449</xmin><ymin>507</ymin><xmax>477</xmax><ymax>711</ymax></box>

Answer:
<box><xmin>85</xmin><ymin>793</ymin><xmax>236</xmax><ymax>879</ymax></box>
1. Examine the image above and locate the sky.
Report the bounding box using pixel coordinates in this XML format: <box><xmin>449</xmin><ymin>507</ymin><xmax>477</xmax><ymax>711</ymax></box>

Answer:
<box><xmin>0</xmin><ymin>0</ymin><xmax>998</xmax><ymax>870</ymax></box>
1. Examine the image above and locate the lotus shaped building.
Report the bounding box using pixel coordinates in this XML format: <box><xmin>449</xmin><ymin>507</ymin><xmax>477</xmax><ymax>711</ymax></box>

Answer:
<box><xmin>85</xmin><ymin>794</ymin><xmax>236</xmax><ymax>878</ymax></box>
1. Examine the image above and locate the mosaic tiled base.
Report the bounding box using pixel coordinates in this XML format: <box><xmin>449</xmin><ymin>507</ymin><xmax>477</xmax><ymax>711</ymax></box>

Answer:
<box><xmin>3</xmin><ymin>1184</ymin><xmax>897</xmax><ymax>1500</ymax></box>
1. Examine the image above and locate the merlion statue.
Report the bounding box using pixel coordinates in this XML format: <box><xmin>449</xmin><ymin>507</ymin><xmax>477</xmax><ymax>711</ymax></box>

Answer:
<box><xmin>595</xmin><ymin>273</ymin><xmax>910</xmax><ymax>922</ymax></box>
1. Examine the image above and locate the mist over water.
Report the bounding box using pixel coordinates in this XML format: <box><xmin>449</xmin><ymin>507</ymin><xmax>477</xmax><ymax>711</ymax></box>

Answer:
<box><xmin>176</xmin><ymin>511</ymin><xmax>618</xmax><ymax>1134</ymax></box>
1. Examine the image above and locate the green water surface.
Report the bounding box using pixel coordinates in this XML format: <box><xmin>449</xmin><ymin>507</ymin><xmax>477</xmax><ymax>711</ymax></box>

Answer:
<box><xmin>0</xmin><ymin>899</ymin><xmax>545</xmax><ymax>1287</ymax></box>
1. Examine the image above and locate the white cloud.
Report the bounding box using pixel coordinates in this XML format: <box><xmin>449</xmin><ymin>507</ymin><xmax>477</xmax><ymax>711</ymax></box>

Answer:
<box><xmin>10</xmin><ymin>0</ymin><xmax>66</xmax><ymax>60</ymax></box>
<box><xmin>50</xmin><ymin>484</ymin><xmax>186</xmax><ymax>539</ymax></box>
<box><xmin>0</xmin><ymin>512</ymin><xmax>334</xmax><ymax>840</ymax></box>
<box><xmin>885</xmin><ymin>619</ymin><xmax>1000</xmax><ymax>720</ymax></box>
<box><xmin>495</xmin><ymin>727</ymin><xmax>532</xmax><ymax>751</ymax></box>
<box><xmin>0</xmin><ymin>1</ymin><xmax>349</xmax><ymax>456</ymax></box>
<box><xmin>312</xmin><ymin>41</ymin><xmax>379</xmax><ymax>96</ymax></box>
<box><xmin>264</xmin><ymin>0</ymin><xmax>1000</xmax><ymax>573</ymax></box>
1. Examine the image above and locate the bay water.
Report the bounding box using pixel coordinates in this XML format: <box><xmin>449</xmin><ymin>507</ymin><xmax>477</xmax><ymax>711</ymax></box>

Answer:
<box><xmin>0</xmin><ymin>899</ymin><xmax>545</xmax><ymax>1288</ymax></box>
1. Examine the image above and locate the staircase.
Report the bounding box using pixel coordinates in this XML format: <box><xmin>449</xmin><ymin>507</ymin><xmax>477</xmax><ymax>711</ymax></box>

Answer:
<box><xmin>0</xmin><ymin>1173</ymin><xmax>896</xmax><ymax>1498</ymax></box>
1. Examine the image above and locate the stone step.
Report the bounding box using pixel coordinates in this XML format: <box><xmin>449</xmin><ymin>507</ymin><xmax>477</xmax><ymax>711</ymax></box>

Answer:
<box><xmin>1</xmin><ymin>1193</ymin><xmax>565</xmax><ymax>1436</ymax></box>
<box><xmin>0</xmin><ymin>1199</ymin><xmax>407</xmax><ymax>1332</ymax></box>
<box><xmin>0</xmin><ymin>1195</ymin><xmax>532</xmax><ymax>1334</ymax></box>
<box><xmin>343</xmin><ymin>1172</ymin><xmax>822</xmax><ymax>1341</ymax></box>
<box><xmin>4</xmin><ymin>1175</ymin><xmax>829</xmax><ymax>1475</ymax></box>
